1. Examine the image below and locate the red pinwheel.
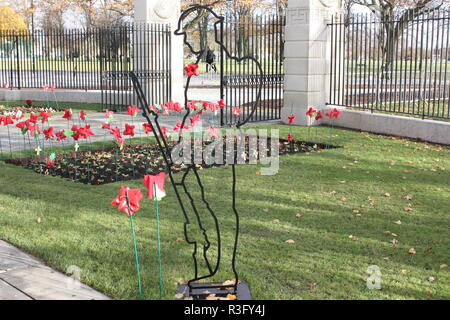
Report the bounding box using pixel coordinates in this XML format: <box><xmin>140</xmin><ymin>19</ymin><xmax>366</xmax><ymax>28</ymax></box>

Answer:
<box><xmin>29</xmin><ymin>112</ymin><xmax>39</xmax><ymax>124</ymax></box>
<box><xmin>117</xmin><ymin>138</ymin><xmax>125</xmax><ymax>150</ymax></box>
<box><xmin>123</xmin><ymin>124</ymin><xmax>135</xmax><ymax>137</ymax></box>
<box><xmin>127</xmin><ymin>105</ymin><xmax>139</xmax><ymax>117</ymax></box>
<box><xmin>3</xmin><ymin>83</ymin><xmax>9</xmax><ymax>88</ymax></box>
<box><xmin>43</xmin><ymin>127</ymin><xmax>55</xmax><ymax>140</ymax></box>
<box><xmin>208</xmin><ymin>127</ymin><xmax>219</xmax><ymax>139</ymax></box>
<box><xmin>172</xmin><ymin>102</ymin><xmax>183</xmax><ymax>113</ymax></box>
<box><xmin>159</xmin><ymin>126</ymin><xmax>168</xmax><ymax>139</ymax></box>
<box><xmin>81</xmin><ymin>125</ymin><xmax>94</xmax><ymax>139</ymax></box>
<box><xmin>288</xmin><ymin>134</ymin><xmax>293</xmax><ymax>142</ymax></box>
<box><xmin>102</xmin><ymin>122</ymin><xmax>111</xmax><ymax>130</ymax></box>
<box><xmin>208</xmin><ymin>102</ymin><xmax>220</xmax><ymax>113</ymax></box>
<box><xmin>63</xmin><ymin>109</ymin><xmax>73</xmax><ymax>121</ymax></box>
<box><xmin>16</xmin><ymin>120</ymin><xmax>29</xmax><ymax>133</ymax></box>
<box><xmin>25</xmin><ymin>99</ymin><xmax>33</xmax><ymax>107</ymax></box>
<box><xmin>326</xmin><ymin>108</ymin><xmax>334</xmax><ymax>119</ymax></box>
<box><xmin>28</xmin><ymin>123</ymin><xmax>40</xmax><ymax>137</ymax></box>
<box><xmin>333</xmin><ymin>108</ymin><xmax>342</xmax><ymax>119</ymax></box>
<box><xmin>218</xmin><ymin>99</ymin><xmax>226</xmax><ymax>108</ymax></box>
<box><xmin>45</xmin><ymin>157</ymin><xmax>55</xmax><ymax>167</ymax></box>
<box><xmin>79</xmin><ymin>110</ymin><xmax>87</xmax><ymax>121</ymax></box>
<box><xmin>0</xmin><ymin>115</ymin><xmax>14</xmax><ymax>126</ymax></box>
<box><xmin>288</xmin><ymin>114</ymin><xmax>296</xmax><ymax>125</ymax></box>
<box><xmin>142</xmin><ymin>173</ymin><xmax>167</xmax><ymax>200</ymax></box>
<box><xmin>306</xmin><ymin>107</ymin><xmax>317</xmax><ymax>118</ymax></box>
<box><xmin>315</xmin><ymin>110</ymin><xmax>323</xmax><ymax>121</ymax></box>
<box><xmin>232</xmin><ymin>107</ymin><xmax>241</xmax><ymax>117</ymax></box>
<box><xmin>55</xmin><ymin>130</ymin><xmax>67</xmax><ymax>142</ymax></box>
<box><xmin>111</xmin><ymin>185</ymin><xmax>143</xmax><ymax>216</ymax></box>
<box><xmin>104</xmin><ymin>109</ymin><xmax>114</xmax><ymax>119</ymax></box>
<box><xmin>71</xmin><ymin>125</ymin><xmax>82</xmax><ymax>141</ymax></box>
<box><xmin>39</xmin><ymin>111</ymin><xmax>51</xmax><ymax>123</ymax></box>
<box><xmin>173</xmin><ymin>121</ymin><xmax>188</xmax><ymax>133</ymax></box>
<box><xmin>189</xmin><ymin>114</ymin><xmax>200</xmax><ymax>127</ymax></box>
<box><xmin>187</xmin><ymin>101</ymin><xmax>199</xmax><ymax>111</ymax></box>
<box><xmin>142</xmin><ymin>123</ymin><xmax>153</xmax><ymax>134</ymax></box>
<box><xmin>110</xmin><ymin>127</ymin><xmax>122</xmax><ymax>141</ymax></box>
<box><xmin>184</xmin><ymin>63</ymin><xmax>199</xmax><ymax>77</ymax></box>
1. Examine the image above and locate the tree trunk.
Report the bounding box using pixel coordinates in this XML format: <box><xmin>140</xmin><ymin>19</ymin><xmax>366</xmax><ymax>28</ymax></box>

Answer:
<box><xmin>199</xmin><ymin>16</ymin><xmax>208</xmax><ymax>61</ymax></box>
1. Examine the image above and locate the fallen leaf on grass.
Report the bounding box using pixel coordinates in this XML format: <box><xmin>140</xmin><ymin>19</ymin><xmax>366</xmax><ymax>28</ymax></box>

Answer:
<box><xmin>36</xmin><ymin>217</ymin><xmax>42</xmax><ymax>224</ymax></box>
<box><xmin>404</xmin><ymin>207</ymin><xmax>413</xmax><ymax>212</ymax></box>
<box><xmin>425</xmin><ymin>291</ymin><xmax>433</xmax><ymax>296</ymax></box>
<box><xmin>176</xmin><ymin>237</ymin><xmax>185</xmax><ymax>242</ymax></box>
<box><xmin>285</xmin><ymin>240</ymin><xmax>295</xmax><ymax>244</ymax></box>
<box><xmin>440</xmin><ymin>264</ymin><xmax>448</xmax><ymax>269</ymax></box>
<box><xmin>404</xmin><ymin>194</ymin><xmax>413</xmax><ymax>200</ymax></box>
<box><xmin>296</xmin><ymin>213</ymin><xmax>302</xmax><ymax>218</ymax></box>
<box><xmin>425</xmin><ymin>248</ymin><xmax>433</xmax><ymax>253</ymax></box>
<box><xmin>401</xmin><ymin>269</ymin><xmax>410</xmax><ymax>274</ymax></box>
<box><xmin>272</xmin><ymin>219</ymin><xmax>280</xmax><ymax>224</ymax></box>
<box><xmin>383</xmin><ymin>257</ymin><xmax>391</xmax><ymax>261</ymax></box>
<box><xmin>408</xmin><ymin>248</ymin><xmax>417</xmax><ymax>254</ymax></box>
<box><xmin>427</xmin><ymin>277</ymin><xmax>435</xmax><ymax>283</ymax></box>
<box><xmin>390</xmin><ymin>239</ymin><xmax>399</xmax><ymax>244</ymax></box>
<box><xmin>307</xmin><ymin>283</ymin><xmax>318</xmax><ymax>289</ymax></box>
<box><xmin>394</xmin><ymin>220</ymin><xmax>402</xmax><ymax>225</ymax></box>
<box><xmin>384</xmin><ymin>193</ymin><xmax>391</xmax><ymax>197</ymax></box>
<box><xmin>262</xmin><ymin>208</ymin><xmax>269</xmax><ymax>213</ymax></box>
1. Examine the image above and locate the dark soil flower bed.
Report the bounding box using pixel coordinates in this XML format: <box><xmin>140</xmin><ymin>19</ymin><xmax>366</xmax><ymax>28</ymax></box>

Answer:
<box><xmin>6</xmin><ymin>137</ymin><xmax>337</xmax><ymax>185</ymax></box>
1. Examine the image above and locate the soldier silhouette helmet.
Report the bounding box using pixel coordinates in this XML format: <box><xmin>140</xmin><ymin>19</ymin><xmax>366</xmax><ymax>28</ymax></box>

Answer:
<box><xmin>174</xmin><ymin>5</ymin><xmax>224</xmax><ymax>56</ymax></box>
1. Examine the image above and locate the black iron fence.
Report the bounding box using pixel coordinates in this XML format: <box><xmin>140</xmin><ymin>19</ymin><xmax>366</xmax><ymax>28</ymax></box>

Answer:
<box><xmin>221</xmin><ymin>14</ymin><xmax>285</xmax><ymax>125</ymax></box>
<box><xmin>101</xmin><ymin>23</ymin><xmax>171</xmax><ymax>111</ymax></box>
<box><xmin>329</xmin><ymin>10</ymin><xmax>450</xmax><ymax>120</ymax></box>
<box><xmin>0</xmin><ymin>24</ymin><xmax>171</xmax><ymax>110</ymax></box>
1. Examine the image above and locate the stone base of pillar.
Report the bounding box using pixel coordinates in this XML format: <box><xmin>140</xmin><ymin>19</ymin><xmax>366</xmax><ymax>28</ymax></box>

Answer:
<box><xmin>282</xmin><ymin>0</ymin><xmax>343</xmax><ymax>126</ymax></box>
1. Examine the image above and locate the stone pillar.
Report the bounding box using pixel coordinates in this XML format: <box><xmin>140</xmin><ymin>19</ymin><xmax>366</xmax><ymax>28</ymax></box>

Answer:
<box><xmin>282</xmin><ymin>0</ymin><xmax>343</xmax><ymax>126</ymax></box>
<box><xmin>134</xmin><ymin>0</ymin><xmax>184</xmax><ymax>104</ymax></box>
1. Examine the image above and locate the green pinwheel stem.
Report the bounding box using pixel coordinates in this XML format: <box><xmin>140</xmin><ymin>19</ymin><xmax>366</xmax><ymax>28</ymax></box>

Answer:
<box><xmin>129</xmin><ymin>215</ymin><xmax>143</xmax><ymax>298</ymax></box>
<box><xmin>154</xmin><ymin>184</ymin><xmax>164</xmax><ymax>300</ymax></box>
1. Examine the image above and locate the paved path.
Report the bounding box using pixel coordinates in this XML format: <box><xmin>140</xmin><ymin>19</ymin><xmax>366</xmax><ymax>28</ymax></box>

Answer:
<box><xmin>0</xmin><ymin>112</ymin><xmax>221</xmax><ymax>153</ymax></box>
<box><xmin>0</xmin><ymin>240</ymin><xmax>110</xmax><ymax>300</ymax></box>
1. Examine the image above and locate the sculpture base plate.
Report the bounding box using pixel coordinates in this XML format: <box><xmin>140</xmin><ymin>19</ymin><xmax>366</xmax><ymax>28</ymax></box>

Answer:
<box><xmin>176</xmin><ymin>281</ymin><xmax>252</xmax><ymax>300</ymax></box>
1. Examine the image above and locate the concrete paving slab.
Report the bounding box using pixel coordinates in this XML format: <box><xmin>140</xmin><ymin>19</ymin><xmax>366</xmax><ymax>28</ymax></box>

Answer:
<box><xmin>0</xmin><ymin>280</ymin><xmax>32</xmax><ymax>300</ymax></box>
<box><xmin>0</xmin><ymin>240</ymin><xmax>110</xmax><ymax>300</ymax></box>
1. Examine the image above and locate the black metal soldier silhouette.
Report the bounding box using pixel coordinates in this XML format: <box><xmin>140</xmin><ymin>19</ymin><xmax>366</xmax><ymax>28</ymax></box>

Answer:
<box><xmin>130</xmin><ymin>5</ymin><xmax>262</xmax><ymax>297</ymax></box>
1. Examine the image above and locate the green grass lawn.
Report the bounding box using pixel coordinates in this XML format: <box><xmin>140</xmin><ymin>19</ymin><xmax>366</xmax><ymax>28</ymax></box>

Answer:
<box><xmin>0</xmin><ymin>125</ymin><xmax>449</xmax><ymax>300</ymax></box>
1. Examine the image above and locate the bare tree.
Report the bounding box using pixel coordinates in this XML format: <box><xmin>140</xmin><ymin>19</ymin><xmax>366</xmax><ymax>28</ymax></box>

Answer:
<box><xmin>347</xmin><ymin>0</ymin><xmax>449</xmax><ymax>77</ymax></box>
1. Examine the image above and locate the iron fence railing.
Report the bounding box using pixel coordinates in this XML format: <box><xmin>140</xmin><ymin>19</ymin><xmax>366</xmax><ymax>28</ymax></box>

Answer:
<box><xmin>0</xmin><ymin>23</ymin><xmax>171</xmax><ymax>110</ymax></box>
<box><xmin>221</xmin><ymin>14</ymin><xmax>285</xmax><ymax>125</ymax></box>
<box><xmin>329</xmin><ymin>10</ymin><xmax>450</xmax><ymax>120</ymax></box>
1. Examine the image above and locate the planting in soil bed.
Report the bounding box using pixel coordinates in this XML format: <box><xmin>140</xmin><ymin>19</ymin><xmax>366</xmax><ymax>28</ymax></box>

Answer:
<box><xmin>5</xmin><ymin>137</ymin><xmax>338</xmax><ymax>185</ymax></box>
